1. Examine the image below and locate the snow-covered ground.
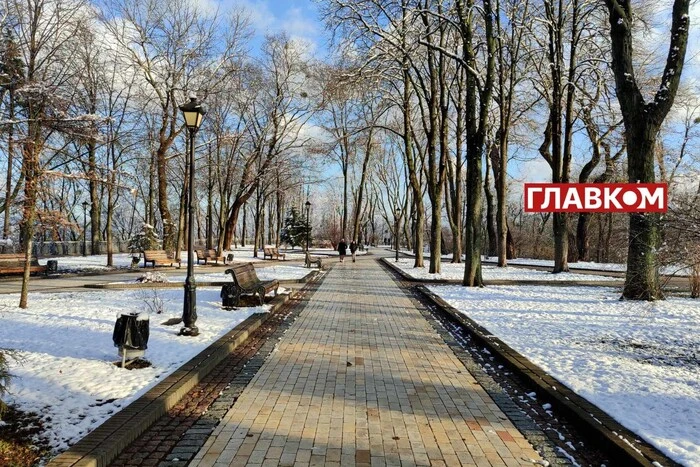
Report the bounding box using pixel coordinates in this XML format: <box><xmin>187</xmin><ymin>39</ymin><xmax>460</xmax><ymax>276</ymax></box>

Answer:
<box><xmin>495</xmin><ymin>257</ymin><xmax>691</xmax><ymax>277</ymax></box>
<box><xmin>396</xmin><ymin>248</ymin><xmax>691</xmax><ymax>277</ymax></box>
<box><xmin>429</xmin><ymin>284</ymin><xmax>700</xmax><ymax>466</ymax></box>
<box><xmin>43</xmin><ymin>247</ymin><xmax>339</xmax><ymax>273</ymax></box>
<box><xmin>391</xmin><ymin>258</ymin><xmax>618</xmax><ymax>282</ymax></box>
<box><xmin>0</xmin><ymin>289</ymin><xmax>265</xmax><ymax>453</ymax></box>
<box><xmin>47</xmin><ymin>253</ymin><xmax>135</xmax><ymax>271</ymax></box>
<box><xmin>167</xmin><ymin>265</ymin><xmax>313</xmax><ymax>282</ymax></box>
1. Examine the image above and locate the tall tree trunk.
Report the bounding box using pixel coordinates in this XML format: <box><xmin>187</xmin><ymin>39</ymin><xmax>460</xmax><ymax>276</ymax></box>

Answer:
<box><xmin>459</xmin><ymin>0</ymin><xmax>494</xmax><ymax>286</ymax></box>
<box><xmin>353</xmin><ymin>132</ymin><xmax>374</xmax><ymax>243</ymax></box>
<box><xmin>506</xmin><ymin>225</ymin><xmax>516</xmax><ymax>259</ymax></box>
<box><xmin>87</xmin><ymin>140</ymin><xmax>102</xmax><ymax>255</ymax></box>
<box><xmin>206</xmin><ymin>143</ymin><xmax>213</xmax><ymax>250</ymax></box>
<box><xmin>147</xmin><ymin>147</ymin><xmax>156</xmax><ymax>226</ymax></box>
<box><xmin>276</xmin><ymin>182</ymin><xmax>283</xmax><ymax>248</ymax></box>
<box><xmin>3</xmin><ymin>89</ymin><xmax>15</xmax><ymax>247</ymax></box>
<box><xmin>342</xmin><ymin>163</ymin><xmax>348</xmax><ymax>239</ymax></box>
<box><xmin>106</xmin><ymin>175</ymin><xmax>114</xmax><ymax>267</ymax></box>
<box><xmin>175</xmin><ymin>160</ymin><xmax>188</xmax><ymax>260</ymax></box>
<box><xmin>484</xmin><ymin>147</ymin><xmax>497</xmax><ymax>257</ymax></box>
<box><xmin>157</xmin><ymin>142</ymin><xmax>174</xmax><ymax>252</ymax></box>
<box><xmin>252</xmin><ymin>186</ymin><xmax>262</xmax><ymax>257</ymax></box>
<box><xmin>402</xmin><ymin>64</ymin><xmax>424</xmax><ymax>268</ymax></box>
<box><xmin>241</xmin><ymin>202</ymin><xmax>247</xmax><ymax>247</ymax></box>
<box><xmin>19</xmin><ymin>122</ymin><xmax>41</xmax><ymax>309</ymax></box>
<box><xmin>604</xmin><ymin>0</ymin><xmax>689</xmax><ymax>299</ymax></box>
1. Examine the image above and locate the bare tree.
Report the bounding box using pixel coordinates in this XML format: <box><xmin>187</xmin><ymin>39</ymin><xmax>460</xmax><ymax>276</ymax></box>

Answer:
<box><xmin>7</xmin><ymin>0</ymin><xmax>96</xmax><ymax>307</ymax></box>
<box><xmin>100</xmin><ymin>0</ymin><xmax>237</xmax><ymax>253</ymax></box>
<box><xmin>220</xmin><ymin>35</ymin><xmax>317</xmax><ymax>250</ymax></box>
<box><xmin>604</xmin><ymin>0</ymin><xmax>690</xmax><ymax>300</ymax></box>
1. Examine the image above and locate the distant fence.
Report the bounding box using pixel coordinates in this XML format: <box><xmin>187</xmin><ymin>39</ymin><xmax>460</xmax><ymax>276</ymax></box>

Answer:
<box><xmin>31</xmin><ymin>240</ymin><xmax>134</xmax><ymax>257</ymax></box>
<box><xmin>0</xmin><ymin>238</ymin><xmax>221</xmax><ymax>257</ymax></box>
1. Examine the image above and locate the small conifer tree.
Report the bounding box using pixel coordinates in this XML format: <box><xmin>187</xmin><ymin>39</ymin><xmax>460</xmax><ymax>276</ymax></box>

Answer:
<box><xmin>280</xmin><ymin>207</ymin><xmax>311</xmax><ymax>249</ymax></box>
<box><xmin>128</xmin><ymin>224</ymin><xmax>160</xmax><ymax>253</ymax></box>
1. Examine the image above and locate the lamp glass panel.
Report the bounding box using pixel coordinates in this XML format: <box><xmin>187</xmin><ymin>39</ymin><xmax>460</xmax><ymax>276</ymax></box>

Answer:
<box><xmin>183</xmin><ymin>111</ymin><xmax>199</xmax><ymax>128</ymax></box>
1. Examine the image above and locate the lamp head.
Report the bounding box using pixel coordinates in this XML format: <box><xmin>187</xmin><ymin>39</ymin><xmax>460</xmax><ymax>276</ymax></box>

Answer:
<box><xmin>179</xmin><ymin>96</ymin><xmax>206</xmax><ymax>131</ymax></box>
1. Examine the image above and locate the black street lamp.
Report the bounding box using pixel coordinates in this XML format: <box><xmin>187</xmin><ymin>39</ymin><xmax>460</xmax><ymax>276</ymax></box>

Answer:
<box><xmin>394</xmin><ymin>208</ymin><xmax>400</xmax><ymax>262</ymax></box>
<box><xmin>305</xmin><ymin>200</ymin><xmax>311</xmax><ymax>252</ymax></box>
<box><xmin>82</xmin><ymin>201</ymin><xmax>89</xmax><ymax>256</ymax></box>
<box><xmin>178</xmin><ymin>96</ymin><xmax>205</xmax><ymax>337</ymax></box>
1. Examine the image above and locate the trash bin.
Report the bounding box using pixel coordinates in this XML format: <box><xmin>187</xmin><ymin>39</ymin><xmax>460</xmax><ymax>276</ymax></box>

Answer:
<box><xmin>226</xmin><ymin>253</ymin><xmax>234</xmax><ymax>263</ymax></box>
<box><xmin>46</xmin><ymin>260</ymin><xmax>58</xmax><ymax>274</ymax></box>
<box><xmin>221</xmin><ymin>283</ymin><xmax>239</xmax><ymax>309</ymax></box>
<box><xmin>113</xmin><ymin>313</ymin><xmax>150</xmax><ymax>361</ymax></box>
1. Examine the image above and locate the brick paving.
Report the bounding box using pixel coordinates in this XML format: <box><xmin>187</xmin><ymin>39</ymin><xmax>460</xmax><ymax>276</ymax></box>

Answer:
<box><xmin>190</xmin><ymin>257</ymin><xmax>542</xmax><ymax>466</ymax></box>
<box><xmin>108</xmin><ymin>293</ymin><xmax>311</xmax><ymax>467</ymax></box>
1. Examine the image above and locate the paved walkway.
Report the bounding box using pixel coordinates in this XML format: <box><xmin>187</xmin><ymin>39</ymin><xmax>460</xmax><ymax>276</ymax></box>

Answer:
<box><xmin>190</xmin><ymin>256</ymin><xmax>542</xmax><ymax>466</ymax></box>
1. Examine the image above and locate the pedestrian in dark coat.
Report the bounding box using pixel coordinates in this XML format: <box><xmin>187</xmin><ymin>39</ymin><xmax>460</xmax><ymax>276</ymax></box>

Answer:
<box><xmin>338</xmin><ymin>239</ymin><xmax>347</xmax><ymax>262</ymax></box>
<box><xmin>350</xmin><ymin>241</ymin><xmax>358</xmax><ymax>262</ymax></box>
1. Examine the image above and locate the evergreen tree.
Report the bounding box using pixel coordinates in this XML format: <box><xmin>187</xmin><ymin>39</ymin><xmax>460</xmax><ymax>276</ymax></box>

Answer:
<box><xmin>281</xmin><ymin>207</ymin><xmax>311</xmax><ymax>249</ymax></box>
<box><xmin>128</xmin><ymin>224</ymin><xmax>161</xmax><ymax>253</ymax></box>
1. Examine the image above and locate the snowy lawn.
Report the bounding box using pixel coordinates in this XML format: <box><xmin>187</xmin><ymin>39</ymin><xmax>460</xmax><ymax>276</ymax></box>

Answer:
<box><xmin>398</xmin><ymin>249</ymin><xmax>691</xmax><ymax>277</ymax></box>
<box><xmin>40</xmin><ymin>246</ymin><xmax>365</xmax><ymax>274</ymax></box>
<box><xmin>429</xmin><ymin>284</ymin><xmax>700</xmax><ymax>466</ymax></box>
<box><xmin>167</xmin><ymin>265</ymin><xmax>314</xmax><ymax>282</ymax></box>
<box><xmin>391</xmin><ymin>258</ymin><xmax>618</xmax><ymax>282</ymax></box>
<box><xmin>46</xmin><ymin>253</ymin><xmax>136</xmax><ymax>272</ymax></box>
<box><xmin>496</xmin><ymin>257</ymin><xmax>691</xmax><ymax>277</ymax></box>
<box><xmin>0</xmin><ymin>288</ymin><xmax>265</xmax><ymax>454</ymax></box>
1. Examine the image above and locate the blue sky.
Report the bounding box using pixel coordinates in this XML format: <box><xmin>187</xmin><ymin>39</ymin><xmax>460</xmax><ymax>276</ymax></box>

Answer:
<box><xmin>225</xmin><ymin>0</ymin><xmax>326</xmax><ymax>57</ymax></box>
<box><xmin>218</xmin><ymin>0</ymin><xmax>700</xmax><ymax>198</ymax></box>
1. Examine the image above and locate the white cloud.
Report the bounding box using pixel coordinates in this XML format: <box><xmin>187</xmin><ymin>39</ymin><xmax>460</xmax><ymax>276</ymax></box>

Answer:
<box><xmin>228</xmin><ymin>0</ymin><xmax>276</xmax><ymax>32</ymax></box>
<box><xmin>280</xmin><ymin>7</ymin><xmax>318</xmax><ymax>39</ymax></box>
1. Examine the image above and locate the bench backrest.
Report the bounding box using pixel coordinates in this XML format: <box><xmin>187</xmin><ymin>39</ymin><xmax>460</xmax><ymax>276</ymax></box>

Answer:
<box><xmin>143</xmin><ymin>250</ymin><xmax>169</xmax><ymax>259</ymax></box>
<box><xmin>0</xmin><ymin>254</ymin><xmax>40</xmax><ymax>266</ymax></box>
<box><xmin>0</xmin><ymin>254</ymin><xmax>26</xmax><ymax>263</ymax></box>
<box><xmin>263</xmin><ymin>247</ymin><xmax>273</xmax><ymax>255</ymax></box>
<box><xmin>195</xmin><ymin>249</ymin><xmax>207</xmax><ymax>258</ymax></box>
<box><xmin>225</xmin><ymin>263</ymin><xmax>261</xmax><ymax>289</ymax></box>
<box><xmin>206</xmin><ymin>249</ymin><xmax>219</xmax><ymax>258</ymax></box>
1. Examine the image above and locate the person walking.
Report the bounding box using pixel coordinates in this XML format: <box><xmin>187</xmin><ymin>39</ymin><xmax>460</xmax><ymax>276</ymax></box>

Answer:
<box><xmin>337</xmin><ymin>238</ymin><xmax>347</xmax><ymax>262</ymax></box>
<box><xmin>350</xmin><ymin>240</ymin><xmax>358</xmax><ymax>262</ymax></box>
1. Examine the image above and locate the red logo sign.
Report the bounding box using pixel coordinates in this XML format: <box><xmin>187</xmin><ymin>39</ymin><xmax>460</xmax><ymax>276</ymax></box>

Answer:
<box><xmin>524</xmin><ymin>183</ymin><xmax>667</xmax><ymax>213</ymax></box>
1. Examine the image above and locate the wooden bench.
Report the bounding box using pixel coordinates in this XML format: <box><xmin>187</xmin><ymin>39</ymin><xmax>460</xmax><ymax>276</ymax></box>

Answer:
<box><xmin>196</xmin><ymin>249</ymin><xmax>227</xmax><ymax>265</ymax></box>
<box><xmin>305</xmin><ymin>251</ymin><xmax>323</xmax><ymax>269</ymax></box>
<box><xmin>222</xmin><ymin>262</ymin><xmax>279</xmax><ymax>306</ymax></box>
<box><xmin>0</xmin><ymin>253</ymin><xmax>47</xmax><ymax>275</ymax></box>
<box><xmin>142</xmin><ymin>250</ymin><xmax>181</xmax><ymax>268</ymax></box>
<box><xmin>263</xmin><ymin>246</ymin><xmax>286</xmax><ymax>261</ymax></box>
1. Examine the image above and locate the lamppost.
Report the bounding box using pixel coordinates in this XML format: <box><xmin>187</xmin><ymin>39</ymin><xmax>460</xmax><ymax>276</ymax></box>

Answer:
<box><xmin>395</xmin><ymin>208</ymin><xmax>400</xmax><ymax>262</ymax></box>
<box><xmin>82</xmin><ymin>201</ymin><xmax>88</xmax><ymax>256</ymax></box>
<box><xmin>305</xmin><ymin>200</ymin><xmax>311</xmax><ymax>252</ymax></box>
<box><xmin>178</xmin><ymin>96</ymin><xmax>205</xmax><ymax>337</ymax></box>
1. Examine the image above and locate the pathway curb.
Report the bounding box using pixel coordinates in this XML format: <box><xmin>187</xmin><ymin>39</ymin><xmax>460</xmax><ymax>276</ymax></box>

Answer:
<box><xmin>416</xmin><ymin>285</ymin><xmax>680</xmax><ymax>467</ymax></box>
<box><xmin>46</xmin><ymin>291</ymin><xmax>297</xmax><ymax>467</ymax></box>
<box><xmin>83</xmin><ymin>270</ymin><xmax>322</xmax><ymax>290</ymax></box>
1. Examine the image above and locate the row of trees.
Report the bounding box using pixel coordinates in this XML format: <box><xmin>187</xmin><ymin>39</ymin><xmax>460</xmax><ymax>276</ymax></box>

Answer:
<box><xmin>318</xmin><ymin>0</ymin><xmax>695</xmax><ymax>299</ymax></box>
<box><xmin>0</xmin><ymin>0</ymin><xmax>326</xmax><ymax>307</ymax></box>
<box><xmin>0</xmin><ymin>0</ymin><xmax>697</xmax><ymax>307</ymax></box>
